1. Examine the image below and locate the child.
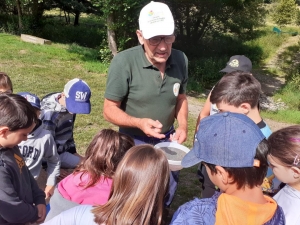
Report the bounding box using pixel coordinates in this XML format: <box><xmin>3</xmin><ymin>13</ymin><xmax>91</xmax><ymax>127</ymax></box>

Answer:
<box><xmin>198</xmin><ymin>71</ymin><xmax>278</xmax><ymax>198</ymax></box>
<box><xmin>268</xmin><ymin>125</ymin><xmax>300</xmax><ymax>225</ymax></box>
<box><xmin>41</xmin><ymin>78</ymin><xmax>91</xmax><ymax>169</ymax></box>
<box><xmin>171</xmin><ymin>112</ymin><xmax>285</xmax><ymax>225</ymax></box>
<box><xmin>18</xmin><ymin>92</ymin><xmax>60</xmax><ymax>199</ymax></box>
<box><xmin>210</xmin><ymin>71</ymin><xmax>271</xmax><ymax>136</ymax></box>
<box><xmin>0</xmin><ymin>94</ymin><xmax>46</xmax><ymax>224</ymax></box>
<box><xmin>194</xmin><ymin>55</ymin><xmax>252</xmax><ymax>132</ymax></box>
<box><xmin>45</xmin><ymin>129</ymin><xmax>134</xmax><ymax>221</ymax></box>
<box><xmin>210</xmin><ymin>71</ymin><xmax>280</xmax><ymax>193</ymax></box>
<box><xmin>0</xmin><ymin>72</ymin><xmax>13</xmax><ymax>93</ymax></box>
<box><xmin>42</xmin><ymin>144</ymin><xmax>170</xmax><ymax>225</ymax></box>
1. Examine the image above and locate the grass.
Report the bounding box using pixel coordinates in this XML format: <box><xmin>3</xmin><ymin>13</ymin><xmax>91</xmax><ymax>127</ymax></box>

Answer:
<box><xmin>258</xmin><ymin>30</ymin><xmax>300</xmax><ymax>125</ymax></box>
<box><xmin>1</xmin><ymin>13</ymin><xmax>299</xmax><ymax>220</ymax></box>
<box><xmin>261</xmin><ymin>83</ymin><xmax>300</xmax><ymax>124</ymax></box>
<box><xmin>244</xmin><ymin>26</ymin><xmax>295</xmax><ymax>65</ymax></box>
<box><xmin>0</xmin><ymin>33</ymin><xmax>202</xmax><ymax>222</ymax></box>
<box><xmin>0</xmin><ymin>33</ymin><xmax>111</xmax><ymax>153</ymax></box>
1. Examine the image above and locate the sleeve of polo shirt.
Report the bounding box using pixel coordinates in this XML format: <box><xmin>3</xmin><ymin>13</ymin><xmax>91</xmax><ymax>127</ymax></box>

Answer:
<box><xmin>179</xmin><ymin>53</ymin><xmax>188</xmax><ymax>95</ymax></box>
<box><xmin>104</xmin><ymin>53</ymin><xmax>130</xmax><ymax>102</ymax></box>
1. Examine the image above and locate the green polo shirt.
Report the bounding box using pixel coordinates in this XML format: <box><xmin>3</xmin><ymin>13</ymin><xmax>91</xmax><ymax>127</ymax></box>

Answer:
<box><xmin>104</xmin><ymin>45</ymin><xmax>188</xmax><ymax>136</ymax></box>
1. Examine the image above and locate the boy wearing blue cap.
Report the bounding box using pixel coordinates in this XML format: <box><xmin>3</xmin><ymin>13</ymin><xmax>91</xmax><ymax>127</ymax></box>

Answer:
<box><xmin>41</xmin><ymin>78</ymin><xmax>91</xmax><ymax>170</ymax></box>
<box><xmin>18</xmin><ymin>92</ymin><xmax>60</xmax><ymax>199</ymax></box>
<box><xmin>171</xmin><ymin>113</ymin><xmax>285</xmax><ymax>225</ymax></box>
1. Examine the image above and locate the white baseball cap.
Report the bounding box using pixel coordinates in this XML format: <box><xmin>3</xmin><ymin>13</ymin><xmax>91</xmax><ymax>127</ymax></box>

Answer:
<box><xmin>139</xmin><ymin>1</ymin><xmax>174</xmax><ymax>39</ymax></box>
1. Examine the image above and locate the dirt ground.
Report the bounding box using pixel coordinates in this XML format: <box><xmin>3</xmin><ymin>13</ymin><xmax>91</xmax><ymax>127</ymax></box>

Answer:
<box><xmin>187</xmin><ymin>94</ymin><xmax>294</xmax><ymax>133</ymax></box>
<box><xmin>187</xmin><ymin>35</ymin><xmax>299</xmax><ymax>131</ymax></box>
<box><xmin>38</xmin><ymin>35</ymin><xmax>298</xmax><ymax>223</ymax></box>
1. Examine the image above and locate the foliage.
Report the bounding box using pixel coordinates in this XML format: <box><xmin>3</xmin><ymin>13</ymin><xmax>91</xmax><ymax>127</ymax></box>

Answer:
<box><xmin>189</xmin><ymin>57</ymin><xmax>228</xmax><ymax>88</ymax></box>
<box><xmin>184</xmin><ymin>26</ymin><xmax>292</xmax><ymax>89</ymax></box>
<box><xmin>167</xmin><ymin>0</ymin><xmax>266</xmax><ymax>44</ymax></box>
<box><xmin>92</xmin><ymin>0</ymin><xmax>147</xmax><ymax>52</ymax></box>
<box><xmin>48</xmin><ymin>0</ymin><xmax>100</xmax><ymax>26</ymax></box>
<box><xmin>296</xmin><ymin>10</ymin><xmax>300</xmax><ymax>26</ymax></box>
<box><xmin>272</xmin><ymin>0</ymin><xmax>297</xmax><ymax>26</ymax></box>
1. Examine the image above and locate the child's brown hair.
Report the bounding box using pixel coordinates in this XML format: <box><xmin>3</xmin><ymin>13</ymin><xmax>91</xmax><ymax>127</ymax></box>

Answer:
<box><xmin>268</xmin><ymin>125</ymin><xmax>300</xmax><ymax>168</ymax></box>
<box><xmin>0</xmin><ymin>94</ymin><xmax>37</xmax><ymax>131</ymax></box>
<box><xmin>93</xmin><ymin>145</ymin><xmax>170</xmax><ymax>225</ymax></box>
<box><xmin>210</xmin><ymin>71</ymin><xmax>261</xmax><ymax>108</ymax></box>
<box><xmin>205</xmin><ymin>139</ymin><xmax>269</xmax><ymax>189</ymax></box>
<box><xmin>73</xmin><ymin>129</ymin><xmax>134</xmax><ymax>189</ymax></box>
<box><xmin>0</xmin><ymin>72</ymin><xmax>13</xmax><ymax>93</ymax></box>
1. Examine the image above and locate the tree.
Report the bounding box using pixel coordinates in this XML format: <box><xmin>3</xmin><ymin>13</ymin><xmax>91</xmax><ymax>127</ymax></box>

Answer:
<box><xmin>92</xmin><ymin>0</ymin><xmax>147</xmax><ymax>57</ymax></box>
<box><xmin>50</xmin><ymin>0</ymin><xmax>99</xmax><ymax>26</ymax></box>
<box><xmin>273</xmin><ymin>0</ymin><xmax>297</xmax><ymax>27</ymax></box>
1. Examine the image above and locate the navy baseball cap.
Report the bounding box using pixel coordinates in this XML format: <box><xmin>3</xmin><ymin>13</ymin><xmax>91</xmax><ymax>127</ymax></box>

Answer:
<box><xmin>18</xmin><ymin>92</ymin><xmax>41</xmax><ymax>109</ymax></box>
<box><xmin>64</xmin><ymin>78</ymin><xmax>91</xmax><ymax>114</ymax></box>
<box><xmin>182</xmin><ymin>112</ymin><xmax>265</xmax><ymax>168</ymax></box>
<box><xmin>220</xmin><ymin>55</ymin><xmax>252</xmax><ymax>73</ymax></box>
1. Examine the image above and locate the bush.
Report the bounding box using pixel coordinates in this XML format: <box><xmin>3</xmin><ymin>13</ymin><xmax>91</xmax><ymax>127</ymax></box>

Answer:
<box><xmin>189</xmin><ymin>57</ymin><xmax>228</xmax><ymax>88</ymax></box>
<box><xmin>40</xmin><ymin>16</ymin><xmax>105</xmax><ymax>48</ymax></box>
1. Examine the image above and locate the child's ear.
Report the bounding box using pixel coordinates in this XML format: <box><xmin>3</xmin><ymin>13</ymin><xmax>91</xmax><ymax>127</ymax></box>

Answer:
<box><xmin>215</xmin><ymin>165</ymin><xmax>230</xmax><ymax>184</ymax></box>
<box><xmin>0</xmin><ymin>126</ymin><xmax>9</xmax><ymax>136</ymax></box>
<box><xmin>239</xmin><ymin>103</ymin><xmax>251</xmax><ymax>115</ymax></box>
<box><xmin>291</xmin><ymin>167</ymin><xmax>300</xmax><ymax>179</ymax></box>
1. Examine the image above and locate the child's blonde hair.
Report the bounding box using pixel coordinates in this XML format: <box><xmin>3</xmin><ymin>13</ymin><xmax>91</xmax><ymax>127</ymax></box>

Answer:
<box><xmin>93</xmin><ymin>144</ymin><xmax>170</xmax><ymax>225</ymax></box>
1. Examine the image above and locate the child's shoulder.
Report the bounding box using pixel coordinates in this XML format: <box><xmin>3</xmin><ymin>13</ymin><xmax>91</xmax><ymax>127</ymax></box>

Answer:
<box><xmin>0</xmin><ymin>146</ymin><xmax>25</xmax><ymax>173</ymax></box>
<box><xmin>41</xmin><ymin>92</ymin><xmax>67</xmax><ymax>113</ymax></box>
<box><xmin>29</xmin><ymin>122</ymin><xmax>54</xmax><ymax>140</ymax></box>
<box><xmin>171</xmin><ymin>192</ymin><xmax>219</xmax><ymax>224</ymax></box>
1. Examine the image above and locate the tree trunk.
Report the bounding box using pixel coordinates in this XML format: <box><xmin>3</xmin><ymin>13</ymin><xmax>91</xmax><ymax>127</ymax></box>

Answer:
<box><xmin>16</xmin><ymin>0</ymin><xmax>22</xmax><ymax>30</ymax></box>
<box><xmin>74</xmin><ymin>11</ymin><xmax>80</xmax><ymax>26</ymax></box>
<box><xmin>107</xmin><ymin>13</ymin><xmax>118</xmax><ymax>56</ymax></box>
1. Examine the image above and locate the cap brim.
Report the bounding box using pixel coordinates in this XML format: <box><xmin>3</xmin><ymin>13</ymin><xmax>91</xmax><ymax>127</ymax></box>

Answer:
<box><xmin>219</xmin><ymin>67</ymin><xmax>236</xmax><ymax>73</ymax></box>
<box><xmin>181</xmin><ymin>141</ymin><xmax>202</xmax><ymax>168</ymax></box>
<box><xmin>66</xmin><ymin>100</ymin><xmax>91</xmax><ymax>114</ymax></box>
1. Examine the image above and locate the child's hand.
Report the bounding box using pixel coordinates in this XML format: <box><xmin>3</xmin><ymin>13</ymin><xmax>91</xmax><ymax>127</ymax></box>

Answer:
<box><xmin>44</xmin><ymin>185</ymin><xmax>55</xmax><ymax>199</ymax></box>
<box><xmin>36</xmin><ymin>204</ymin><xmax>46</xmax><ymax>223</ymax></box>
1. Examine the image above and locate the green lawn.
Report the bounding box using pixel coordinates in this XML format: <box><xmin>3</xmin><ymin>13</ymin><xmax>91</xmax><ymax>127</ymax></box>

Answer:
<box><xmin>0</xmin><ymin>33</ymin><xmax>112</xmax><ymax>152</ymax></box>
<box><xmin>0</xmin><ymin>33</ymin><xmax>201</xmax><ymax>222</ymax></box>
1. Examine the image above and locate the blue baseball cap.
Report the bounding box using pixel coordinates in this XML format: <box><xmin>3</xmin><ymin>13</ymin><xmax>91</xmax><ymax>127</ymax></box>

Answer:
<box><xmin>64</xmin><ymin>78</ymin><xmax>91</xmax><ymax>114</ymax></box>
<box><xmin>18</xmin><ymin>92</ymin><xmax>41</xmax><ymax>109</ymax></box>
<box><xmin>182</xmin><ymin>112</ymin><xmax>265</xmax><ymax>168</ymax></box>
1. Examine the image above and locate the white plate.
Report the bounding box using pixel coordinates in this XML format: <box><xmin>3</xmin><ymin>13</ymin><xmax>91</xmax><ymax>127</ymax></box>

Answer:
<box><xmin>154</xmin><ymin>142</ymin><xmax>190</xmax><ymax>171</ymax></box>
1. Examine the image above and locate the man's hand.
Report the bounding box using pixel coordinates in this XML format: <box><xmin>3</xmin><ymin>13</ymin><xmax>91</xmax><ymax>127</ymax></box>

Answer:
<box><xmin>170</xmin><ymin>127</ymin><xmax>187</xmax><ymax>144</ymax></box>
<box><xmin>44</xmin><ymin>185</ymin><xmax>55</xmax><ymax>199</ymax></box>
<box><xmin>138</xmin><ymin>118</ymin><xmax>166</xmax><ymax>139</ymax></box>
<box><xmin>36</xmin><ymin>204</ymin><xmax>46</xmax><ymax>223</ymax></box>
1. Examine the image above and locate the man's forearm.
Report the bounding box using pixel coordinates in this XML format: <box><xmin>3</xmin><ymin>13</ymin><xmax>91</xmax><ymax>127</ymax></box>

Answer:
<box><xmin>103</xmin><ymin>99</ymin><xmax>141</xmax><ymax>128</ymax></box>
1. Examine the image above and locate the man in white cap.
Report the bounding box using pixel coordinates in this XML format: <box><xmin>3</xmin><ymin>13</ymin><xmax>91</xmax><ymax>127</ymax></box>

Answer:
<box><xmin>103</xmin><ymin>1</ymin><xmax>188</xmax><ymax>206</ymax></box>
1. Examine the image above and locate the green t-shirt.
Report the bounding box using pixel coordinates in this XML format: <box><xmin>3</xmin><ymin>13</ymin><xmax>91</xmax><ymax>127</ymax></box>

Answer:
<box><xmin>104</xmin><ymin>45</ymin><xmax>188</xmax><ymax>136</ymax></box>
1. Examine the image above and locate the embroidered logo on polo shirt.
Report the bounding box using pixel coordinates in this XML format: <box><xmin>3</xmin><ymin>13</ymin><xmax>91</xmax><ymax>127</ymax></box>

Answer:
<box><xmin>173</xmin><ymin>83</ymin><xmax>180</xmax><ymax>97</ymax></box>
